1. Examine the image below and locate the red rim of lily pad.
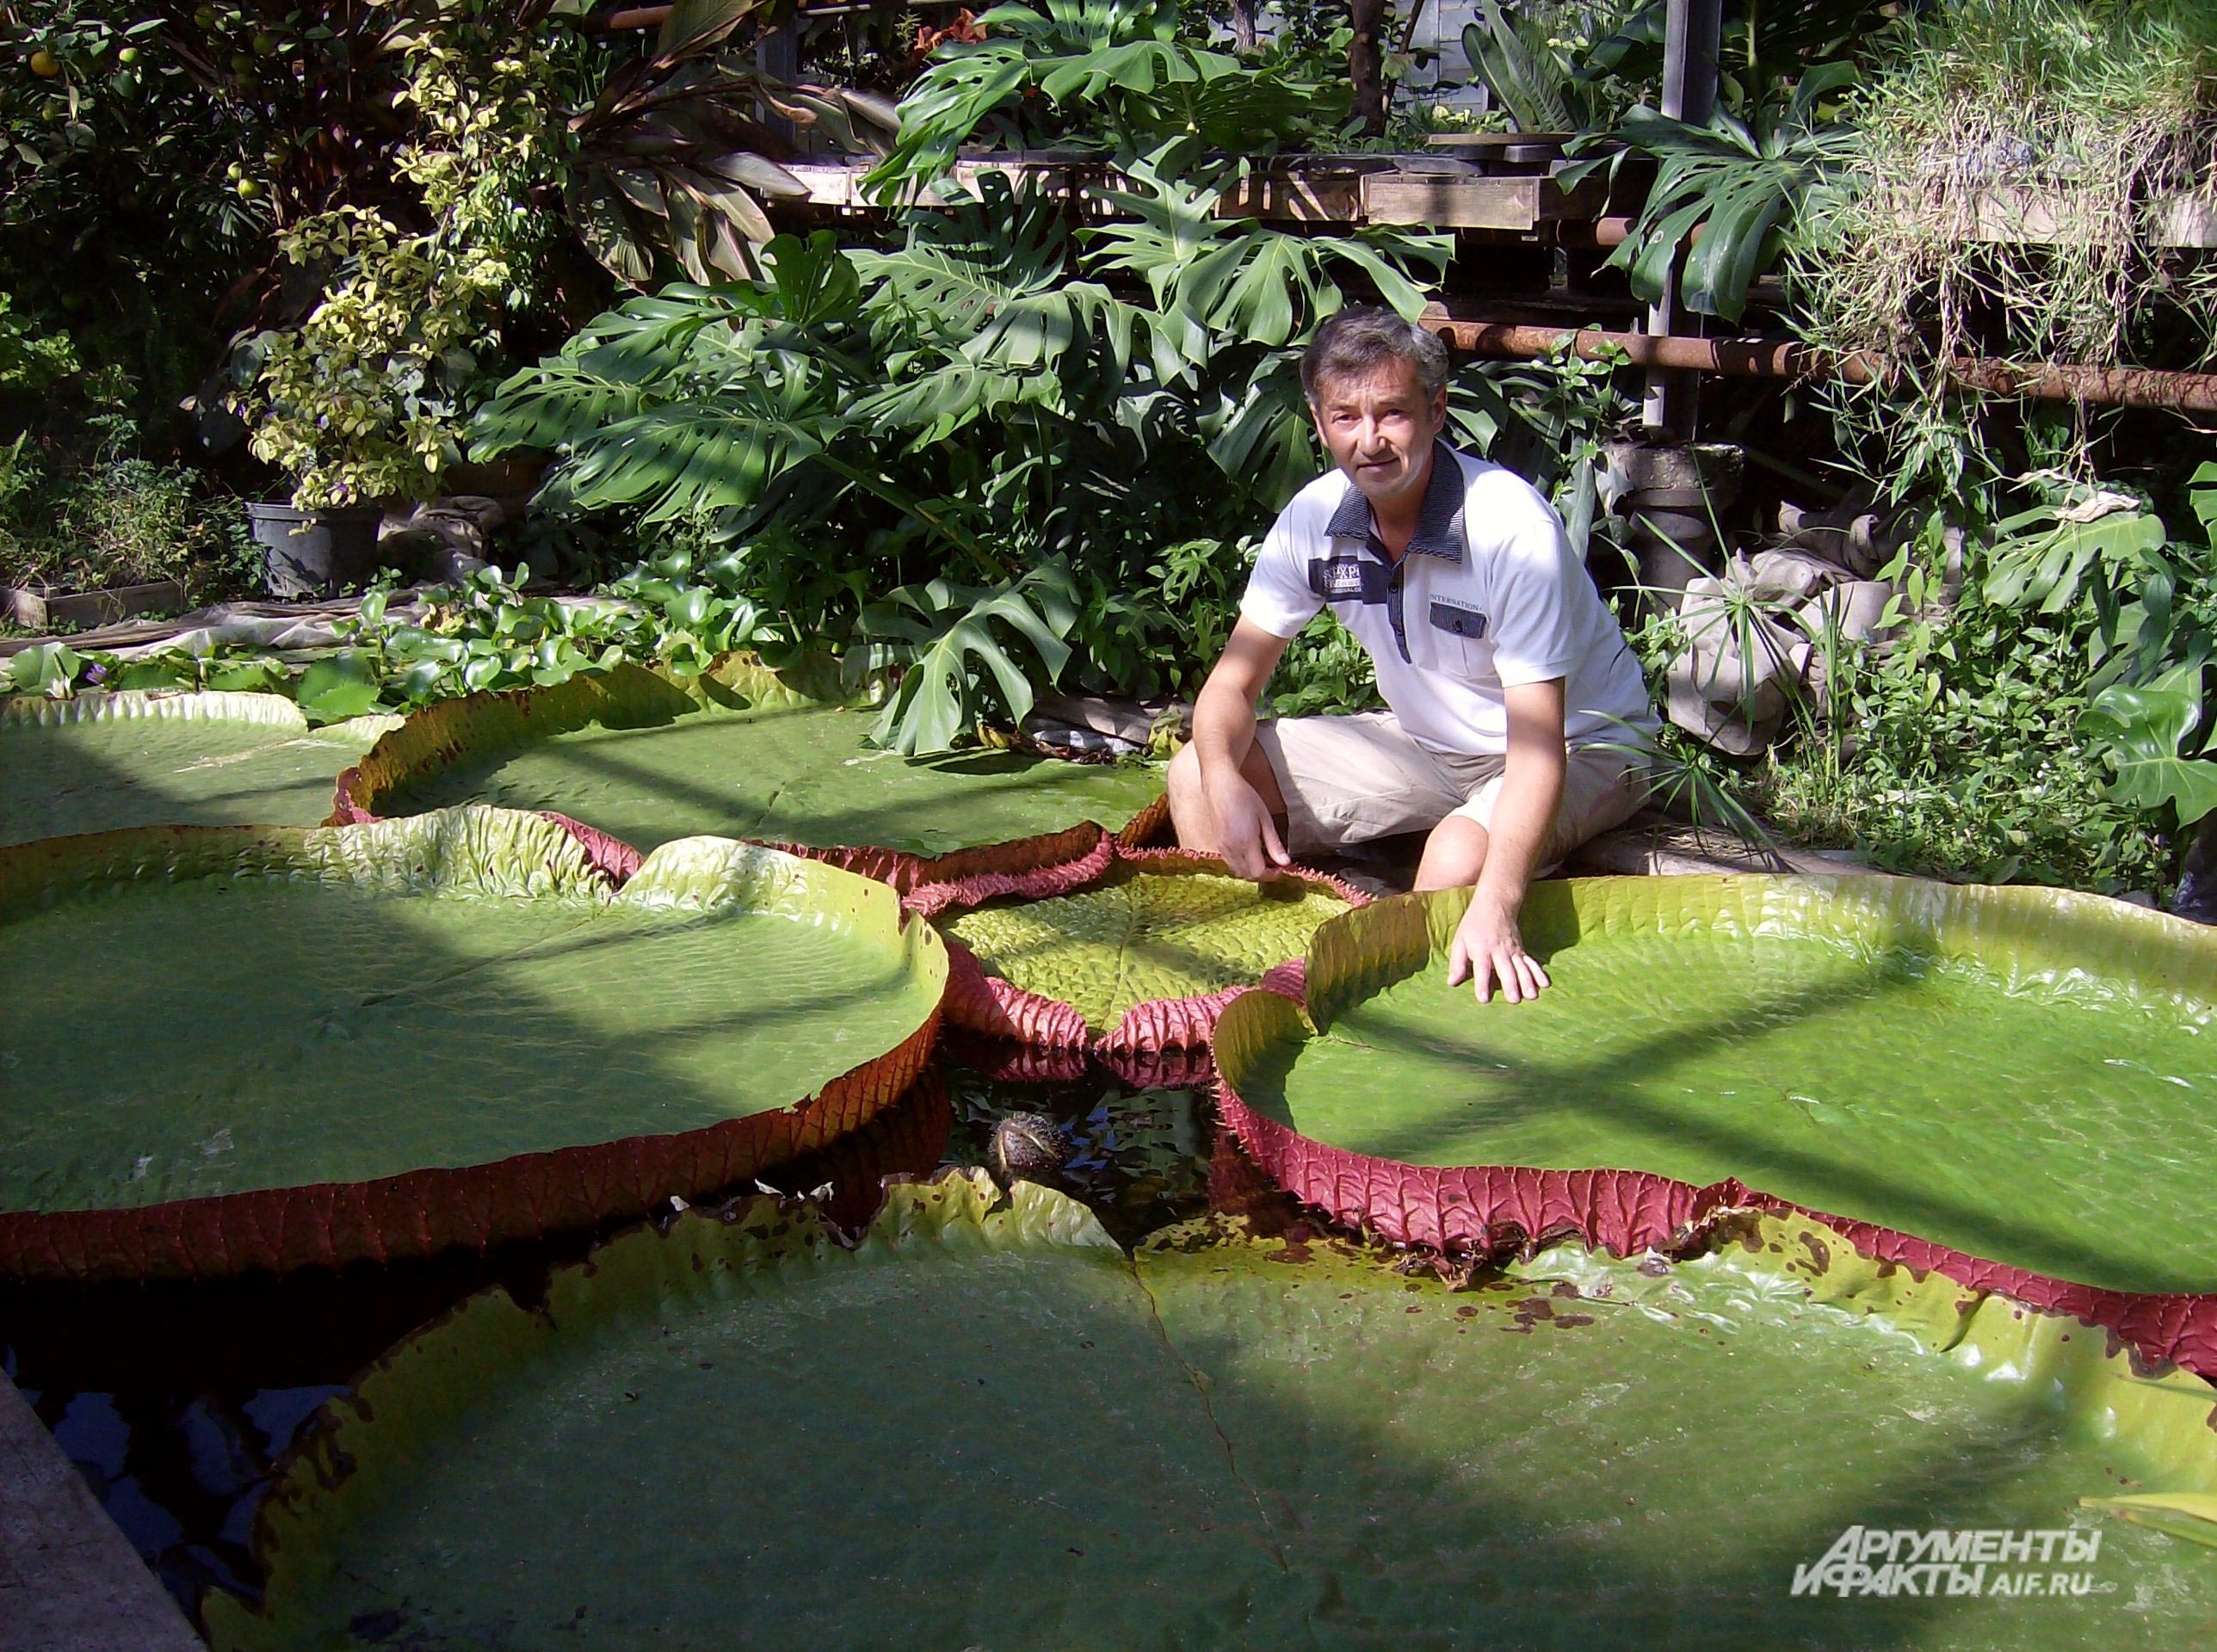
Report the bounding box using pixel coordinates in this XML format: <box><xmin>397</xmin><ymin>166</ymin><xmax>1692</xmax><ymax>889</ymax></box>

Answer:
<box><xmin>1213</xmin><ymin>891</ymin><xmax>2217</xmax><ymax>1380</ymax></box>
<box><xmin>1218</xmin><ymin>1077</ymin><xmax>2217</xmax><ymax>1379</ymax></box>
<box><xmin>0</xmin><ymin>817</ymin><xmax>945</xmax><ymax>1280</ymax></box>
<box><xmin>769</xmin><ymin>818</ymin><xmax>1120</xmax><ymax>918</ymax></box>
<box><xmin>936</xmin><ymin>841</ymin><xmax>1364</xmax><ymax>1067</ymax></box>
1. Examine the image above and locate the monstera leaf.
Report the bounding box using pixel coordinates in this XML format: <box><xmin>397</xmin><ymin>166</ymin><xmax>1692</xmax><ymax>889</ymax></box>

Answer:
<box><xmin>863</xmin><ymin>0</ymin><xmax>1340</xmax><ymax>195</ymax></box>
<box><xmin>1</xmin><ymin>692</ymin><xmax>401</xmax><ymax>847</ymax></box>
<box><xmin>2083</xmin><ymin>663</ymin><xmax>2217</xmax><ymax>825</ymax></box>
<box><xmin>1214</xmin><ymin>875</ymin><xmax>2217</xmax><ymax>1372</ymax></box>
<box><xmin>0</xmin><ymin>808</ymin><xmax>945</xmax><ymax>1278</ymax></box>
<box><xmin>863</xmin><ymin>564</ymin><xmax>1081</xmax><ymax>757</ymax></box>
<box><xmin>204</xmin><ymin>1174</ymin><xmax>2217</xmax><ymax>1650</ymax></box>
<box><xmin>1086</xmin><ymin>148</ymin><xmax>1448</xmax><ymax>348</ymax></box>
<box><xmin>337</xmin><ymin>654</ymin><xmax>1161</xmax><ymax>855</ymax></box>
<box><xmin>1603</xmin><ymin>64</ymin><xmax>1858</xmax><ymax>323</ymax></box>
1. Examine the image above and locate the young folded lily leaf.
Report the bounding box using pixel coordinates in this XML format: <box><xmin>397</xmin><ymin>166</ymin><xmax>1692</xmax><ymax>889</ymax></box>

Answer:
<box><xmin>3</xmin><ymin>691</ymin><xmax>401</xmax><ymax>846</ymax></box>
<box><xmin>205</xmin><ymin>1173</ymin><xmax>2217</xmax><ymax>1650</ymax></box>
<box><xmin>1215</xmin><ymin>874</ymin><xmax>2217</xmax><ymax>1375</ymax></box>
<box><xmin>936</xmin><ymin>845</ymin><xmax>1361</xmax><ymax>1062</ymax></box>
<box><xmin>0</xmin><ymin>807</ymin><xmax>944</xmax><ymax>1279</ymax></box>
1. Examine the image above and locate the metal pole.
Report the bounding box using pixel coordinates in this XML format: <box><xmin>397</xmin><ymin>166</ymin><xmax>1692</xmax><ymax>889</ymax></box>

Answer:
<box><xmin>1642</xmin><ymin>0</ymin><xmax>1724</xmax><ymax>436</ymax></box>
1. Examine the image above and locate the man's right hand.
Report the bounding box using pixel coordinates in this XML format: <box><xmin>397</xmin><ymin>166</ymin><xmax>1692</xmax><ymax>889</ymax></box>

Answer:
<box><xmin>1207</xmin><ymin>774</ymin><xmax>1293</xmax><ymax>881</ymax></box>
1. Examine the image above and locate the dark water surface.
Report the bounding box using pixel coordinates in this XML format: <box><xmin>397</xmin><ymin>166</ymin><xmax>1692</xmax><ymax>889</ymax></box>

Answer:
<box><xmin>0</xmin><ymin>1051</ymin><xmax>1240</xmax><ymax>1630</ymax></box>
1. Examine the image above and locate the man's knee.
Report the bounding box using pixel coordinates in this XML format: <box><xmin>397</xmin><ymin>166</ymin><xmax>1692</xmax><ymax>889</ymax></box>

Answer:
<box><xmin>1166</xmin><ymin>741</ymin><xmax>1207</xmax><ymax>847</ymax></box>
<box><xmin>1413</xmin><ymin>813</ymin><xmax>1490</xmax><ymax>891</ymax></box>
<box><xmin>1167</xmin><ymin>739</ymin><xmax>1201</xmax><ymax>795</ymax></box>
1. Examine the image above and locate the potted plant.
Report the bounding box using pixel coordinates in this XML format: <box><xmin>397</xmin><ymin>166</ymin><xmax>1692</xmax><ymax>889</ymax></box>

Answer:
<box><xmin>230</xmin><ymin>204</ymin><xmax>489</xmax><ymax>597</ymax></box>
<box><xmin>230</xmin><ymin>20</ymin><xmax>557</xmax><ymax>599</ymax></box>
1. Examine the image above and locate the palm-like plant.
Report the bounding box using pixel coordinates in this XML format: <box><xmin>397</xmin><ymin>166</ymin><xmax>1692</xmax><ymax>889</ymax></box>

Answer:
<box><xmin>565</xmin><ymin>0</ymin><xmax>899</xmax><ymax>287</ymax></box>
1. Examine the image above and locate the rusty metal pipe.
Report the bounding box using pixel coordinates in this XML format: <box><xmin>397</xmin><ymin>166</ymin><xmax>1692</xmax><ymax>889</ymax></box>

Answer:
<box><xmin>1422</xmin><ymin>313</ymin><xmax>2217</xmax><ymax>413</ymax></box>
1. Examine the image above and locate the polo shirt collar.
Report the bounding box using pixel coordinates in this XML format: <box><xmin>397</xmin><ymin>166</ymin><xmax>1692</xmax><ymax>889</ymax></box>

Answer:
<box><xmin>1324</xmin><ymin>441</ymin><xmax>1465</xmax><ymax>562</ymax></box>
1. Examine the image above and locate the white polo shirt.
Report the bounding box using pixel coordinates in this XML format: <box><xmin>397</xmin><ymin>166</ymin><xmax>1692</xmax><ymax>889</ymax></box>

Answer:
<box><xmin>1238</xmin><ymin>443</ymin><xmax>1655</xmax><ymax>756</ymax></box>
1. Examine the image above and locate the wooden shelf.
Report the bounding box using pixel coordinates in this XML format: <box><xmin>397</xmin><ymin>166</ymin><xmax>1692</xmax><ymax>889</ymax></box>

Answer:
<box><xmin>775</xmin><ymin>153</ymin><xmax>1612</xmax><ymax>233</ymax></box>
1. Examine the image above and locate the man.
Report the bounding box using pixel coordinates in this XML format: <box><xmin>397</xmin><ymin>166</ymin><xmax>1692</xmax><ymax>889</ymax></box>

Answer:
<box><xmin>1166</xmin><ymin>306</ymin><xmax>1656</xmax><ymax>1003</ymax></box>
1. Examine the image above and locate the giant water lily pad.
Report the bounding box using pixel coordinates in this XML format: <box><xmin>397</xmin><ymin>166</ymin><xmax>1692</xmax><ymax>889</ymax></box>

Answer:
<box><xmin>2</xmin><ymin>691</ymin><xmax>401</xmax><ymax>845</ymax></box>
<box><xmin>942</xmin><ymin>863</ymin><xmax>1347</xmax><ymax>1032</ymax></box>
<box><xmin>206</xmin><ymin>1173</ymin><xmax>2217</xmax><ymax>1650</ymax></box>
<box><xmin>0</xmin><ymin>806</ymin><xmax>944</xmax><ymax>1278</ymax></box>
<box><xmin>930</xmin><ymin>842</ymin><xmax>1348</xmax><ymax>1077</ymax></box>
<box><xmin>1214</xmin><ymin>877</ymin><xmax>2217</xmax><ymax>1366</ymax></box>
<box><xmin>337</xmin><ymin>656</ymin><xmax>1161</xmax><ymax>855</ymax></box>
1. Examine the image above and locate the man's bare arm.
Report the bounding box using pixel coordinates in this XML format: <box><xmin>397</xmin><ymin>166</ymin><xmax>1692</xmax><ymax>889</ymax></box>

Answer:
<box><xmin>1179</xmin><ymin>620</ymin><xmax>1294</xmax><ymax>880</ymax></box>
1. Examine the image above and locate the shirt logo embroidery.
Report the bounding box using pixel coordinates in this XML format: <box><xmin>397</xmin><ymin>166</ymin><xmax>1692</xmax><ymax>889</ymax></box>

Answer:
<box><xmin>1308</xmin><ymin>555</ymin><xmax>1371</xmax><ymax>601</ymax></box>
<box><xmin>1430</xmin><ymin>600</ymin><xmax>1488</xmax><ymax>639</ymax></box>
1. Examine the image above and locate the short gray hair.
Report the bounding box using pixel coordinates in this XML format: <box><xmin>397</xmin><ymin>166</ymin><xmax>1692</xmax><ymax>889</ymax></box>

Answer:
<box><xmin>1301</xmin><ymin>306</ymin><xmax>1450</xmax><ymax>405</ymax></box>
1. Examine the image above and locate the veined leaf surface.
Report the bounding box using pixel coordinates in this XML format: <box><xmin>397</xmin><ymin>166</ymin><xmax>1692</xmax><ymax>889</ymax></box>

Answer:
<box><xmin>2</xmin><ymin>693</ymin><xmax>401</xmax><ymax>846</ymax></box>
<box><xmin>1217</xmin><ymin>876</ymin><xmax>2217</xmax><ymax>1298</ymax></box>
<box><xmin>0</xmin><ymin>808</ymin><xmax>944</xmax><ymax>1276</ymax></box>
<box><xmin>943</xmin><ymin>860</ymin><xmax>1346</xmax><ymax>1032</ymax></box>
<box><xmin>206</xmin><ymin>1174</ymin><xmax>2217</xmax><ymax>1649</ymax></box>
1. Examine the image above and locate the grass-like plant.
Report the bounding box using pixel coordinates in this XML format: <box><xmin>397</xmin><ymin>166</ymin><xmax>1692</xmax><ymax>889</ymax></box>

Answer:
<box><xmin>1793</xmin><ymin>0</ymin><xmax>2217</xmax><ymax>494</ymax></box>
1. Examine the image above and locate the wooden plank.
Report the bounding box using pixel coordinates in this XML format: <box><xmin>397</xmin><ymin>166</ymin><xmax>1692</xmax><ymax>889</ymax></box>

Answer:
<box><xmin>767</xmin><ymin>154</ymin><xmax>1621</xmax><ymax>232</ymax></box>
<box><xmin>1955</xmin><ymin>188</ymin><xmax>2217</xmax><ymax>250</ymax></box>
<box><xmin>1216</xmin><ymin>171</ymin><xmax>1366</xmax><ymax>222</ymax></box>
<box><xmin>0</xmin><ymin>1373</ymin><xmax>201</xmax><ymax>1652</ymax></box>
<box><xmin>2152</xmin><ymin>193</ymin><xmax>2217</xmax><ymax>249</ymax></box>
<box><xmin>1362</xmin><ymin>172</ymin><xmax>1545</xmax><ymax>230</ymax></box>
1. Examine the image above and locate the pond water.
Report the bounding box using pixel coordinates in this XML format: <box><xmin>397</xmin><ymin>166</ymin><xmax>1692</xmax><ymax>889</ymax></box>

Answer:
<box><xmin>0</xmin><ymin>1051</ymin><xmax>1234</xmax><ymax>1629</ymax></box>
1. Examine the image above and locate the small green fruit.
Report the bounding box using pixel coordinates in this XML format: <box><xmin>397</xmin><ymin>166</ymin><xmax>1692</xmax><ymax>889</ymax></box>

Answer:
<box><xmin>250</xmin><ymin>31</ymin><xmax>274</xmax><ymax>54</ymax></box>
<box><xmin>117</xmin><ymin>46</ymin><xmax>139</xmax><ymax>65</ymax></box>
<box><xmin>29</xmin><ymin>48</ymin><xmax>60</xmax><ymax>77</ymax></box>
<box><xmin>236</xmin><ymin>177</ymin><xmax>261</xmax><ymax>198</ymax></box>
<box><xmin>226</xmin><ymin>160</ymin><xmax>244</xmax><ymax>179</ymax></box>
<box><xmin>194</xmin><ymin>4</ymin><xmax>217</xmax><ymax>27</ymax></box>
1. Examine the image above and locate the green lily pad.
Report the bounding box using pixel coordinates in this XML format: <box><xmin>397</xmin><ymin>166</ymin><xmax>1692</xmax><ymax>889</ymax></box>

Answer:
<box><xmin>0</xmin><ymin>691</ymin><xmax>400</xmax><ymax>846</ymax></box>
<box><xmin>942</xmin><ymin>860</ymin><xmax>1349</xmax><ymax>1032</ymax></box>
<box><xmin>1223</xmin><ymin>876</ymin><xmax>2217</xmax><ymax>1297</ymax></box>
<box><xmin>206</xmin><ymin>1174</ymin><xmax>2217</xmax><ymax>1651</ymax></box>
<box><xmin>0</xmin><ymin>807</ymin><xmax>944</xmax><ymax>1276</ymax></box>
<box><xmin>352</xmin><ymin>657</ymin><xmax>1161</xmax><ymax>854</ymax></box>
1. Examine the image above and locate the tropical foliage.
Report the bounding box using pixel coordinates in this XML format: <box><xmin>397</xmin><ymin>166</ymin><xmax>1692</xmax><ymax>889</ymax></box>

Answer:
<box><xmin>470</xmin><ymin>142</ymin><xmax>1460</xmax><ymax>749</ymax></box>
<box><xmin>865</xmin><ymin>0</ymin><xmax>1348</xmax><ymax>192</ymax></box>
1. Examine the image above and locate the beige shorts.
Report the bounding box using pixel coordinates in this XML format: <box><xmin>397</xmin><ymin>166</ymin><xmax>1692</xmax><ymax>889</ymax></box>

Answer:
<box><xmin>1251</xmin><ymin>711</ymin><xmax>1650</xmax><ymax>866</ymax></box>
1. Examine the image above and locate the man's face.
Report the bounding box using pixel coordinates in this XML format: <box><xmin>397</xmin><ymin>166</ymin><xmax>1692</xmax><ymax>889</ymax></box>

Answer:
<box><xmin>1308</xmin><ymin>359</ymin><xmax>1449</xmax><ymax>515</ymax></box>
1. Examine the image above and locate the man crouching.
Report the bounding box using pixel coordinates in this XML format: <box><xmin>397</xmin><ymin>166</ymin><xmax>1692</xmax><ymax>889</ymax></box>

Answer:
<box><xmin>1167</xmin><ymin>306</ymin><xmax>1657</xmax><ymax>1004</ymax></box>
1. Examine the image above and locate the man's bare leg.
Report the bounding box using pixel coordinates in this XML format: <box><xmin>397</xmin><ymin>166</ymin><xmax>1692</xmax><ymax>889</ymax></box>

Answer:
<box><xmin>1167</xmin><ymin>739</ymin><xmax>1289</xmax><ymax>854</ymax></box>
<box><xmin>1411</xmin><ymin>813</ymin><xmax>1489</xmax><ymax>891</ymax></box>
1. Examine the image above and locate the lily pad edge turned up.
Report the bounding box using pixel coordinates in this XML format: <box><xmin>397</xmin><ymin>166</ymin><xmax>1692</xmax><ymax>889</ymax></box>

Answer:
<box><xmin>0</xmin><ymin>806</ymin><xmax>946</xmax><ymax>1280</ymax></box>
<box><xmin>1213</xmin><ymin>875</ymin><xmax>2217</xmax><ymax>1380</ymax></box>
<box><xmin>329</xmin><ymin>652</ymin><xmax>1166</xmax><ymax>886</ymax></box>
<box><xmin>1</xmin><ymin>688</ymin><xmax>404</xmax><ymax>844</ymax></box>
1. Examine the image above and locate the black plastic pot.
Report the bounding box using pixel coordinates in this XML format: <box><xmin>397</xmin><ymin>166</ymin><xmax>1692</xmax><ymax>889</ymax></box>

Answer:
<box><xmin>247</xmin><ymin>502</ymin><xmax>386</xmax><ymax>599</ymax></box>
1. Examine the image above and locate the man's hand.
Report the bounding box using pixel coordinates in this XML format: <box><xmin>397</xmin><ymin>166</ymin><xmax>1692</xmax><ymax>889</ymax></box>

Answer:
<box><xmin>1445</xmin><ymin>890</ymin><xmax>1550</xmax><ymax>1004</ymax></box>
<box><xmin>1207</xmin><ymin>772</ymin><xmax>1293</xmax><ymax>882</ymax></box>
